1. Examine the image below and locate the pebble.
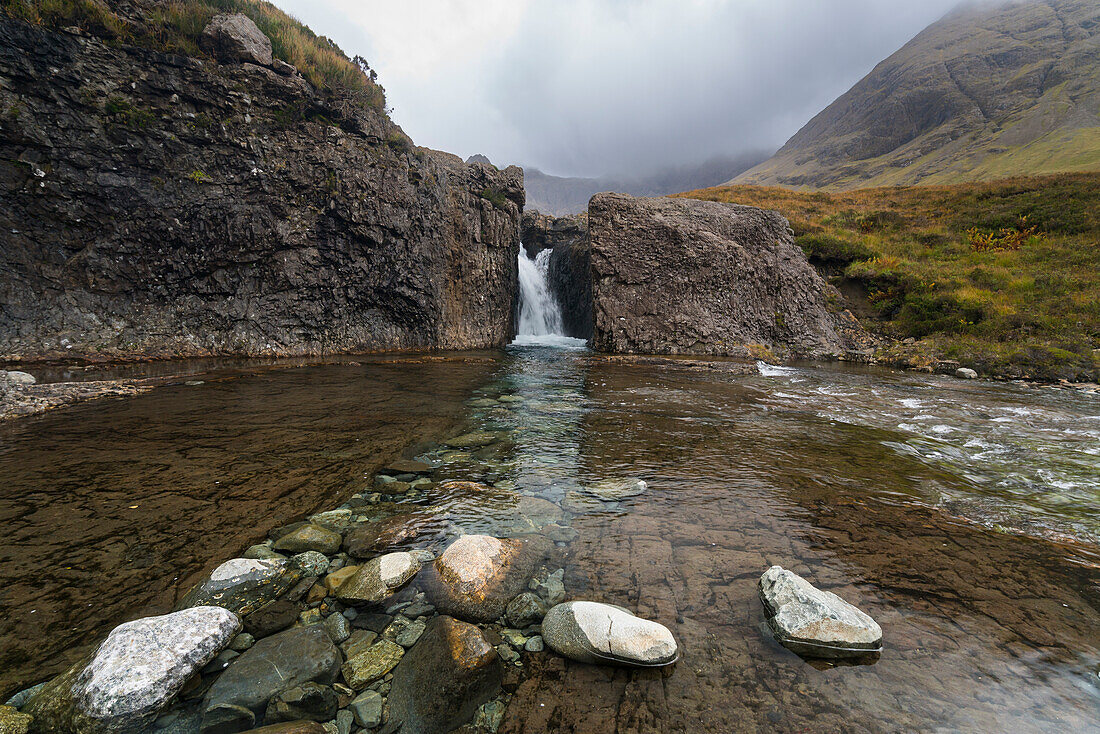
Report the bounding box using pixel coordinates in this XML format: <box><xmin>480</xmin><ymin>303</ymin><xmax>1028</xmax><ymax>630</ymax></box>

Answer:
<box><xmin>335</xmin><ymin>709</ymin><xmax>353</xmax><ymax>734</ymax></box>
<box><xmin>524</xmin><ymin>636</ymin><xmax>544</xmax><ymax>652</ymax></box>
<box><xmin>323</xmin><ymin>612</ymin><xmax>351</xmax><ymax>644</ymax></box>
<box><xmin>292</xmin><ymin>551</ymin><xmax>330</xmax><ymax>577</ymax></box>
<box><xmin>395</xmin><ymin>619</ymin><xmax>426</xmax><ymax>648</ymax></box>
<box><xmin>348</xmin><ymin>690</ymin><xmax>383</xmax><ymax>728</ymax></box>
<box><xmin>229</xmin><ymin>633</ymin><xmax>255</xmax><ymax>651</ymax></box>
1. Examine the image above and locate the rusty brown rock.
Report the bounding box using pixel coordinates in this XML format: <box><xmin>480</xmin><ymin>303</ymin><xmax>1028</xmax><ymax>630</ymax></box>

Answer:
<box><xmin>383</xmin><ymin>616</ymin><xmax>502</xmax><ymax>734</ymax></box>
<box><xmin>423</xmin><ymin>535</ymin><xmax>551</xmax><ymax>622</ymax></box>
<box><xmin>343</xmin><ymin>513</ymin><xmax>443</xmax><ymax>558</ymax></box>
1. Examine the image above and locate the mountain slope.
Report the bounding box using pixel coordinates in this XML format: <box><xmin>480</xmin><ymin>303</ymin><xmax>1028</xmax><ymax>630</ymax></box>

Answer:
<box><xmin>735</xmin><ymin>0</ymin><xmax>1100</xmax><ymax>190</ymax></box>
<box><xmin>523</xmin><ymin>153</ymin><xmax>767</xmax><ymax>215</ymax></box>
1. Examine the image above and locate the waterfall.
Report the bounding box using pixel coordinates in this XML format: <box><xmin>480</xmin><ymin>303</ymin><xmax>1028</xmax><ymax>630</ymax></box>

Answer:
<box><xmin>516</xmin><ymin>248</ymin><xmax>564</xmax><ymax>336</ymax></box>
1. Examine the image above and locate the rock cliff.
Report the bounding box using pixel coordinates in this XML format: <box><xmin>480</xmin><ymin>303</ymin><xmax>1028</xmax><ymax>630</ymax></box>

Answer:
<box><xmin>0</xmin><ymin>15</ymin><xmax>523</xmax><ymax>362</ymax></box>
<box><xmin>588</xmin><ymin>194</ymin><xmax>864</xmax><ymax>358</ymax></box>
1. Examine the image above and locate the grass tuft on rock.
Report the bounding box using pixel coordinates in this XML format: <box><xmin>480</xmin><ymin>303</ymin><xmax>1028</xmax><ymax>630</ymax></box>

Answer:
<box><xmin>1</xmin><ymin>0</ymin><xmax>386</xmax><ymax>112</ymax></box>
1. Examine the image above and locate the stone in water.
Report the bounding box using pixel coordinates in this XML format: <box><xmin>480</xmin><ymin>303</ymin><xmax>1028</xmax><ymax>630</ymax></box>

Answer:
<box><xmin>758</xmin><ymin>565</ymin><xmax>882</xmax><ymax>659</ymax></box>
<box><xmin>542</xmin><ymin>601</ymin><xmax>678</xmax><ymax>667</ymax></box>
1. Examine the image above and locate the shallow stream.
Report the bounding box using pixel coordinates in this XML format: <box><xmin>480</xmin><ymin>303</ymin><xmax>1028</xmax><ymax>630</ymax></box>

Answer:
<box><xmin>1</xmin><ymin>344</ymin><xmax>1098</xmax><ymax>730</ymax></box>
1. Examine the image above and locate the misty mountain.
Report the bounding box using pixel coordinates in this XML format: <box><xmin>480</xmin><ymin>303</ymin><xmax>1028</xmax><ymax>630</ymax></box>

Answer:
<box><xmin>517</xmin><ymin>154</ymin><xmax>768</xmax><ymax>215</ymax></box>
<box><xmin>735</xmin><ymin>0</ymin><xmax>1100</xmax><ymax>189</ymax></box>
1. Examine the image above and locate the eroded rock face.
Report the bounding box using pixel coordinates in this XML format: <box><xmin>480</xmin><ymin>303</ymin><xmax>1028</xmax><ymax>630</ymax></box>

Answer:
<box><xmin>383</xmin><ymin>616</ymin><xmax>502</xmax><ymax>734</ymax></box>
<box><xmin>542</xmin><ymin>601</ymin><xmax>678</xmax><ymax>667</ymax></box>
<box><xmin>0</xmin><ymin>19</ymin><xmax>522</xmax><ymax>362</ymax></box>
<box><xmin>424</xmin><ymin>535</ymin><xmax>550</xmax><ymax>622</ymax></box>
<box><xmin>178</xmin><ymin>559</ymin><xmax>299</xmax><ymax>617</ymax></box>
<box><xmin>758</xmin><ymin>566</ymin><xmax>882</xmax><ymax>659</ymax></box>
<box><xmin>588</xmin><ymin>194</ymin><xmax>864</xmax><ymax>358</ymax></box>
<box><xmin>24</xmin><ymin>607</ymin><xmax>240</xmax><ymax>734</ymax></box>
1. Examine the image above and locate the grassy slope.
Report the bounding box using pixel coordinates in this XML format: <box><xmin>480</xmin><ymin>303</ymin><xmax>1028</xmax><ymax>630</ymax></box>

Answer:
<box><xmin>677</xmin><ymin>173</ymin><xmax>1100</xmax><ymax>381</ymax></box>
<box><xmin>0</xmin><ymin>0</ymin><xmax>385</xmax><ymax>110</ymax></box>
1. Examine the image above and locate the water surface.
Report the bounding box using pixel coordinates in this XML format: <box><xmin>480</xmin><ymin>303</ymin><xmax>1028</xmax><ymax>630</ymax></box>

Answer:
<box><xmin>2</xmin><ymin>347</ymin><xmax>1098</xmax><ymax>731</ymax></box>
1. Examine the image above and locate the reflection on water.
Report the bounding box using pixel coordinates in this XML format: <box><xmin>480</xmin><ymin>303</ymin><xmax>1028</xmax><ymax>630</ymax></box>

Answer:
<box><xmin>414</xmin><ymin>345</ymin><xmax>1099</xmax><ymax>732</ymax></box>
<box><xmin>2</xmin><ymin>345</ymin><xmax>1098</xmax><ymax>729</ymax></box>
<box><xmin>0</xmin><ymin>356</ymin><xmax>496</xmax><ymax>698</ymax></box>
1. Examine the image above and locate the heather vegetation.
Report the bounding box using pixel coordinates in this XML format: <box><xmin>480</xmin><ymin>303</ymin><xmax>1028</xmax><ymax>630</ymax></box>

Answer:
<box><xmin>0</xmin><ymin>0</ymin><xmax>386</xmax><ymax>111</ymax></box>
<box><xmin>679</xmin><ymin>174</ymin><xmax>1100</xmax><ymax>380</ymax></box>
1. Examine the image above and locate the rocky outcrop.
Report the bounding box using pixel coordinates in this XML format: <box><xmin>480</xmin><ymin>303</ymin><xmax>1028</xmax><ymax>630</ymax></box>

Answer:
<box><xmin>588</xmin><ymin>194</ymin><xmax>864</xmax><ymax>358</ymax></box>
<box><xmin>521</xmin><ymin>212</ymin><xmax>592</xmax><ymax>339</ymax></box>
<box><xmin>0</xmin><ymin>17</ymin><xmax>523</xmax><ymax>362</ymax></box>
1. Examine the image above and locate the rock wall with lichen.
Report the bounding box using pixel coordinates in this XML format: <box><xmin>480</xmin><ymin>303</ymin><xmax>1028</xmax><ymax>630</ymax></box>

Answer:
<box><xmin>0</xmin><ymin>17</ymin><xmax>523</xmax><ymax>362</ymax></box>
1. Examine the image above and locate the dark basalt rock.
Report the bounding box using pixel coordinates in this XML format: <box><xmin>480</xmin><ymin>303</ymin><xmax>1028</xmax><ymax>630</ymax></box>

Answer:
<box><xmin>588</xmin><ymin>194</ymin><xmax>866</xmax><ymax>359</ymax></box>
<box><xmin>201</xmin><ymin>627</ymin><xmax>341</xmax><ymax>734</ymax></box>
<box><xmin>0</xmin><ymin>17</ymin><xmax>522</xmax><ymax>362</ymax></box>
<box><xmin>382</xmin><ymin>616</ymin><xmax>502</xmax><ymax>734</ymax></box>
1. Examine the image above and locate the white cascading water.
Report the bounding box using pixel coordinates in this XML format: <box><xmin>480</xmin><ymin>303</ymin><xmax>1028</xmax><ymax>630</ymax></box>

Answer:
<box><xmin>516</xmin><ymin>248</ymin><xmax>564</xmax><ymax>336</ymax></box>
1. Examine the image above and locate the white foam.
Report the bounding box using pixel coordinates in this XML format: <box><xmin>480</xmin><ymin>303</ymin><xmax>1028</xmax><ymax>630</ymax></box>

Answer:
<box><xmin>511</xmin><ymin>334</ymin><xmax>588</xmax><ymax>349</ymax></box>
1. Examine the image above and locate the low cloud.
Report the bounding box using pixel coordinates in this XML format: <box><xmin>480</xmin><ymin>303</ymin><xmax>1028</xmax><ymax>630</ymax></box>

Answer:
<box><xmin>278</xmin><ymin>0</ymin><xmax>961</xmax><ymax>177</ymax></box>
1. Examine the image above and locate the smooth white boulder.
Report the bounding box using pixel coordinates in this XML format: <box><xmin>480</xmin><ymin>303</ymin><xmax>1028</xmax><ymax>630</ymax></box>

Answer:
<box><xmin>24</xmin><ymin>607</ymin><xmax>240</xmax><ymax>734</ymax></box>
<box><xmin>542</xmin><ymin>601</ymin><xmax>678</xmax><ymax>667</ymax></box>
<box><xmin>759</xmin><ymin>566</ymin><xmax>882</xmax><ymax>659</ymax></box>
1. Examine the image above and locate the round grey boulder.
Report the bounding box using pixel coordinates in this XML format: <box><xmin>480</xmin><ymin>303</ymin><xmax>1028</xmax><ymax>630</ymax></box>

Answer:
<box><xmin>542</xmin><ymin>601</ymin><xmax>678</xmax><ymax>667</ymax></box>
<box><xmin>1</xmin><ymin>370</ymin><xmax>36</xmax><ymax>386</ymax></box>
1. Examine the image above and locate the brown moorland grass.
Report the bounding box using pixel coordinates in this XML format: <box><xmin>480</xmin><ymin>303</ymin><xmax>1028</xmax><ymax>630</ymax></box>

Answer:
<box><xmin>676</xmin><ymin>173</ymin><xmax>1100</xmax><ymax>381</ymax></box>
<box><xmin>0</xmin><ymin>0</ymin><xmax>386</xmax><ymax>111</ymax></box>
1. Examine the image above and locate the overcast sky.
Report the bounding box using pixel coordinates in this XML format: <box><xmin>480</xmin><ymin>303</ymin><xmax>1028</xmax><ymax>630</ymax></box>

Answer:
<box><xmin>277</xmin><ymin>0</ymin><xmax>961</xmax><ymax>178</ymax></box>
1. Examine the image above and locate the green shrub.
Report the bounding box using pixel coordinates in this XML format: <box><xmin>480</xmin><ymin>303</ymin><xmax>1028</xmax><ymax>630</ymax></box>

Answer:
<box><xmin>479</xmin><ymin>187</ymin><xmax>509</xmax><ymax>210</ymax></box>
<box><xmin>795</xmin><ymin>233</ymin><xmax>873</xmax><ymax>264</ymax></box>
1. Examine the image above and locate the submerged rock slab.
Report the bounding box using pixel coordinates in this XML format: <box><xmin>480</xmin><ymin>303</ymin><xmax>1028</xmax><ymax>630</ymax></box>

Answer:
<box><xmin>758</xmin><ymin>566</ymin><xmax>882</xmax><ymax>659</ymax></box>
<box><xmin>424</xmin><ymin>535</ymin><xmax>550</xmax><ymax>622</ymax></box>
<box><xmin>201</xmin><ymin>627</ymin><xmax>341</xmax><ymax>733</ymax></box>
<box><xmin>588</xmin><ymin>193</ymin><xmax>865</xmax><ymax>358</ymax></box>
<box><xmin>24</xmin><ymin>607</ymin><xmax>240</xmax><ymax>734</ymax></box>
<box><xmin>383</xmin><ymin>616</ymin><xmax>502</xmax><ymax>734</ymax></box>
<box><xmin>542</xmin><ymin>601</ymin><xmax>678</xmax><ymax>667</ymax></box>
<box><xmin>343</xmin><ymin>513</ymin><xmax>442</xmax><ymax>558</ymax></box>
<box><xmin>178</xmin><ymin>559</ymin><xmax>299</xmax><ymax>617</ymax></box>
